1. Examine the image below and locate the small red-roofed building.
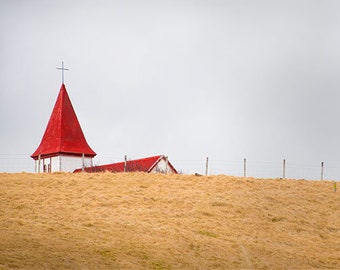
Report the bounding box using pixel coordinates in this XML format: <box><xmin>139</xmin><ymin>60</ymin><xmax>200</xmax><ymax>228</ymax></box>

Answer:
<box><xmin>31</xmin><ymin>84</ymin><xmax>96</xmax><ymax>172</ymax></box>
<box><xmin>73</xmin><ymin>155</ymin><xmax>177</xmax><ymax>174</ymax></box>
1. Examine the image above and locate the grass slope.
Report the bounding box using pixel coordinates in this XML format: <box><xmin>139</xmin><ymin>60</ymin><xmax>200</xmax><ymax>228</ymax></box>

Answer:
<box><xmin>0</xmin><ymin>173</ymin><xmax>339</xmax><ymax>269</ymax></box>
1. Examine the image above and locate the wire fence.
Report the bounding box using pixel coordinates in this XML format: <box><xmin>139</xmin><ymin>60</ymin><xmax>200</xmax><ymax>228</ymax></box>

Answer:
<box><xmin>0</xmin><ymin>154</ymin><xmax>34</xmax><ymax>173</ymax></box>
<box><xmin>173</xmin><ymin>158</ymin><xmax>340</xmax><ymax>181</ymax></box>
<box><xmin>1</xmin><ymin>154</ymin><xmax>340</xmax><ymax>181</ymax></box>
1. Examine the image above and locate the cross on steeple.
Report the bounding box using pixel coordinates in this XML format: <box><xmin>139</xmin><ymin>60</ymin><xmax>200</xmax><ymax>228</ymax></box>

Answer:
<box><xmin>57</xmin><ymin>61</ymin><xmax>69</xmax><ymax>84</ymax></box>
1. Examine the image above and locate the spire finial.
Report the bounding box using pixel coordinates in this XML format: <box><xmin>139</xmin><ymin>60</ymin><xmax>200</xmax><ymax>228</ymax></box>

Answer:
<box><xmin>57</xmin><ymin>61</ymin><xmax>69</xmax><ymax>84</ymax></box>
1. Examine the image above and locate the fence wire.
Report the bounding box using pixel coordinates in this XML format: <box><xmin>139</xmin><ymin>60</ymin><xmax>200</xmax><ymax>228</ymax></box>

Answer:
<box><xmin>1</xmin><ymin>154</ymin><xmax>340</xmax><ymax>180</ymax></box>
<box><xmin>172</xmin><ymin>159</ymin><xmax>340</xmax><ymax>180</ymax></box>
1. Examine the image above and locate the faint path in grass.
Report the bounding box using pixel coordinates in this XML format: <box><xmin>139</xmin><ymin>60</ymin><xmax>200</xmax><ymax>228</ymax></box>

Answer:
<box><xmin>237</xmin><ymin>242</ymin><xmax>254</xmax><ymax>270</ymax></box>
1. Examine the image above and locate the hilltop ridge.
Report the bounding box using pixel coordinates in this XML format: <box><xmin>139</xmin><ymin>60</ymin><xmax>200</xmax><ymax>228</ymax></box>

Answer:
<box><xmin>0</xmin><ymin>173</ymin><xmax>339</xmax><ymax>269</ymax></box>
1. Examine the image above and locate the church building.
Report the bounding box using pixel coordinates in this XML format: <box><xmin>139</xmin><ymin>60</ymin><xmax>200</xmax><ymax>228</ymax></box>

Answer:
<box><xmin>31</xmin><ymin>83</ymin><xmax>96</xmax><ymax>172</ymax></box>
<box><xmin>31</xmin><ymin>62</ymin><xmax>177</xmax><ymax>174</ymax></box>
<box><xmin>73</xmin><ymin>155</ymin><xmax>177</xmax><ymax>174</ymax></box>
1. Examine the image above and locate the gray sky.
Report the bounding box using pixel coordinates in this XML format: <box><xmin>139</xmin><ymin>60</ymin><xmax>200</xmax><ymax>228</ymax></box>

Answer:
<box><xmin>1</xmin><ymin>0</ymin><xmax>340</xmax><ymax>179</ymax></box>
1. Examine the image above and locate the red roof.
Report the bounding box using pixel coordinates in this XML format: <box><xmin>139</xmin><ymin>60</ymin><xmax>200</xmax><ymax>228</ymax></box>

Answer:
<box><xmin>74</xmin><ymin>155</ymin><xmax>177</xmax><ymax>173</ymax></box>
<box><xmin>31</xmin><ymin>84</ymin><xmax>96</xmax><ymax>159</ymax></box>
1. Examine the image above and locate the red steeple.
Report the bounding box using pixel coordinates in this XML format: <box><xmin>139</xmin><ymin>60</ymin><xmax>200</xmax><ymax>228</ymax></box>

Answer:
<box><xmin>31</xmin><ymin>84</ymin><xmax>96</xmax><ymax>159</ymax></box>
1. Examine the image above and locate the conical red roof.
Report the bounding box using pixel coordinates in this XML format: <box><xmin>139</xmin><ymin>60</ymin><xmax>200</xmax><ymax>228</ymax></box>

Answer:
<box><xmin>31</xmin><ymin>84</ymin><xmax>96</xmax><ymax>159</ymax></box>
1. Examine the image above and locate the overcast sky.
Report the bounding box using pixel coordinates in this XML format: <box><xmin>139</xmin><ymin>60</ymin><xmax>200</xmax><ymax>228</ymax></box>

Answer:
<box><xmin>1</xmin><ymin>0</ymin><xmax>340</xmax><ymax>178</ymax></box>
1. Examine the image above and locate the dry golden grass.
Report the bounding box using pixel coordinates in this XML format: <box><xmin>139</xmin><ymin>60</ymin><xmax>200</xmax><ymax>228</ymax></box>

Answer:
<box><xmin>0</xmin><ymin>172</ymin><xmax>339</xmax><ymax>269</ymax></box>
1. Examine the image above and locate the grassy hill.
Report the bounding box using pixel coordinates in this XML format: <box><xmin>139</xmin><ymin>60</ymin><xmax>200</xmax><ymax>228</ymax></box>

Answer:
<box><xmin>0</xmin><ymin>172</ymin><xmax>339</xmax><ymax>269</ymax></box>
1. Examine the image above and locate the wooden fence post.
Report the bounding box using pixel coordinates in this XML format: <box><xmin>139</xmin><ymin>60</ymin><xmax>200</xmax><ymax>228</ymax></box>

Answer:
<box><xmin>243</xmin><ymin>158</ymin><xmax>247</xmax><ymax>178</ymax></box>
<box><xmin>282</xmin><ymin>159</ymin><xmax>286</xmax><ymax>179</ymax></box>
<box><xmin>205</xmin><ymin>157</ymin><xmax>209</xmax><ymax>176</ymax></box>
<box><xmin>124</xmin><ymin>155</ymin><xmax>127</xmax><ymax>172</ymax></box>
<box><xmin>38</xmin><ymin>154</ymin><xmax>41</xmax><ymax>173</ymax></box>
<box><xmin>165</xmin><ymin>156</ymin><xmax>168</xmax><ymax>174</ymax></box>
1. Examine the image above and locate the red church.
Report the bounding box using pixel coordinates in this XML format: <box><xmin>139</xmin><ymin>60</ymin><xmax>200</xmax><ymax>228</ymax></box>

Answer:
<box><xmin>31</xmin><ymin>83</ymin><xmax>96</xmax><ymax>172</ymax></box>
<box><xmin>31</xmin><ymin>62</ymin><xmax>177</xmax><ymax>174</ymax></box>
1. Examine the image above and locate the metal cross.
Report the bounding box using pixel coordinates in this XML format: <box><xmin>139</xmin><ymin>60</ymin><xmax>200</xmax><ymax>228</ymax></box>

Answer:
<box><xmin>57</xmin><ymin>61</ymin><xmax>69</xmax><ymax>84</ymax></box>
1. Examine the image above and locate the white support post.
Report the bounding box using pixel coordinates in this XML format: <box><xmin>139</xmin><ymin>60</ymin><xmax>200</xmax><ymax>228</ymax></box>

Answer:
<box><xmin>321</xmin><ymin>162</ymin><xmax>324</xmax><ymax>180</ymax></box>
<box><xmin>59</xmin><ymin>155</ymin><xmax>62</xmax><ymax>172</ymax></box>
<box><xmin>205</xmin><ymin>157</ymin><xmax>209</xmax><ymax>176</ymax></box>
<box><xmin>82</xmin><ymin>153</ymin><xmax>85</xmax><ymax>172</ymax></box>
